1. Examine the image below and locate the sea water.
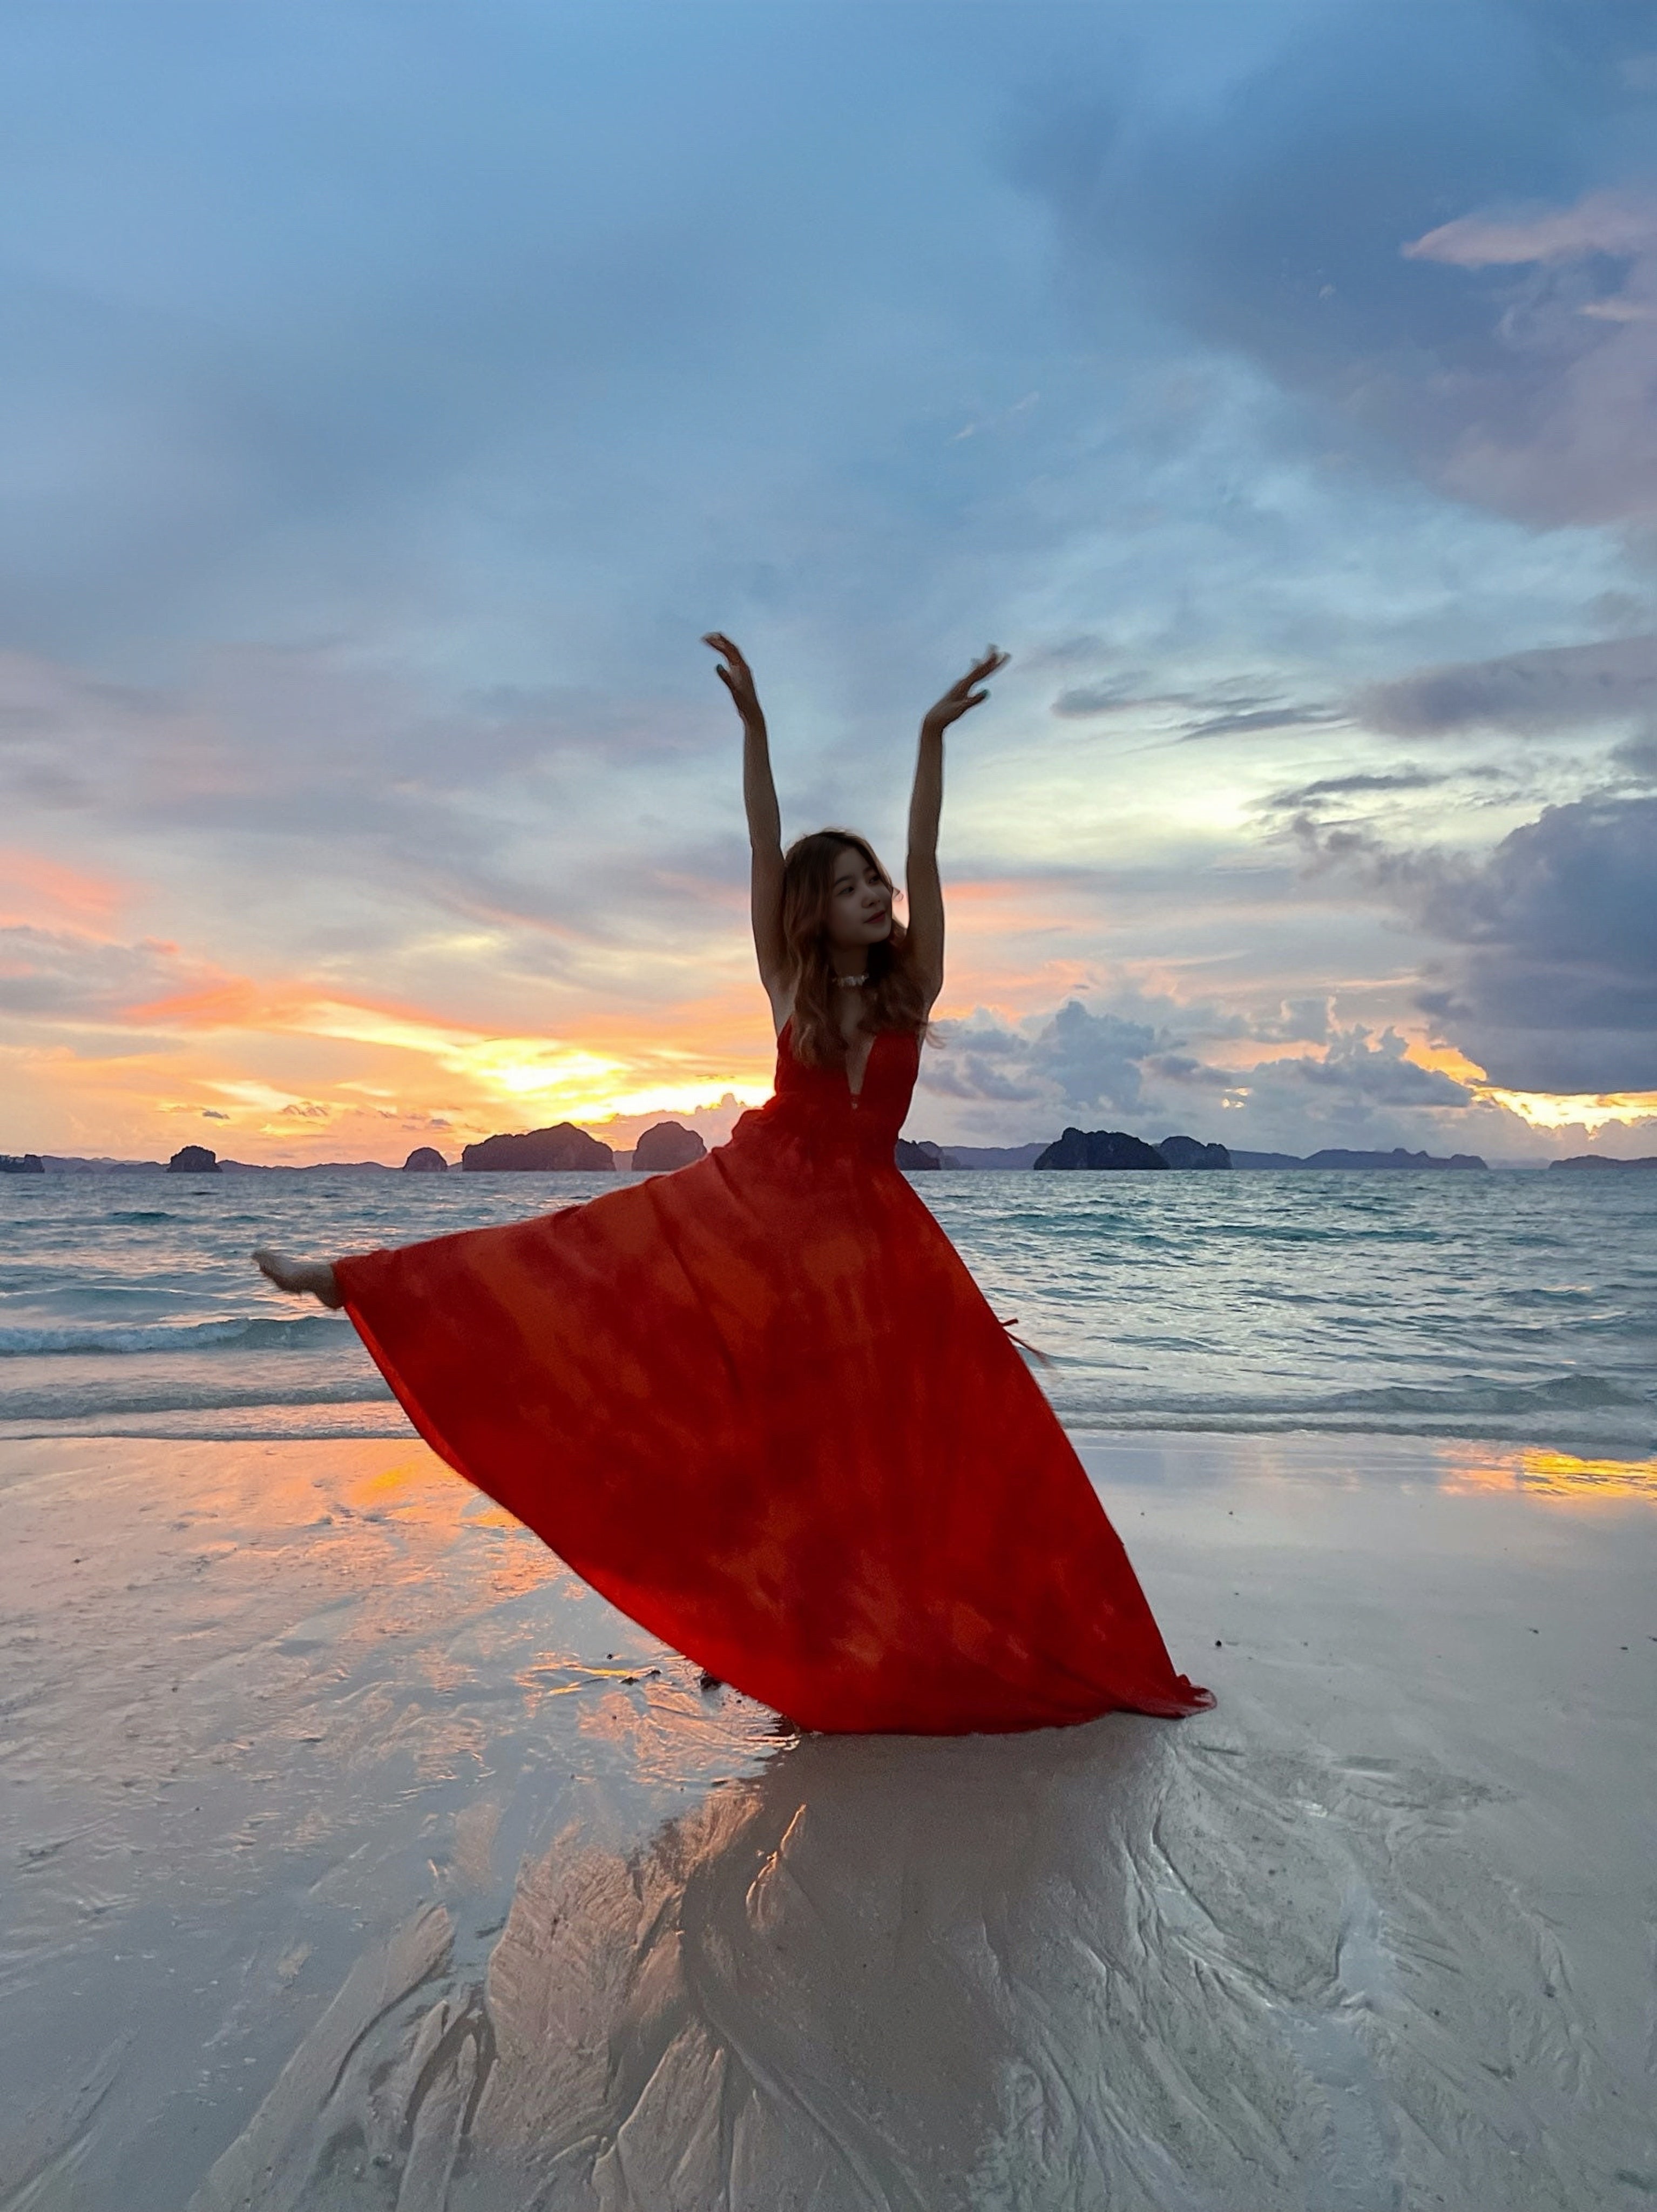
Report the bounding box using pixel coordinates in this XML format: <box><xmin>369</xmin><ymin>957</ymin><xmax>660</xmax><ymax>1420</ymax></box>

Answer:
<box><xmin>1</xmin><ymin>1167</ymin><xmax>1652</xmax><ymax>1453</ymax></box>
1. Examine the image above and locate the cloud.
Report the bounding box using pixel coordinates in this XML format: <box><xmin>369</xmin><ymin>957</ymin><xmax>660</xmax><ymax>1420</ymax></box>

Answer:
<box><xmin>1298</xmin><ymin>794</ymin><xmax>1657</xmax><ymax>1091</ymax></box>
<box><xmin>916</xmin><ymin>990</ymin><xmax>1491</xmax><ymax>1158</ymax></box>
<box><xmin>1354</xmin><ymin>635</ymin><xmax>1657</xmax><ymax>738</ymax></box>
<box><xmin>1028</xmin><ymin>1000</ymin><xmax>1157</xmax><ymax>1112</ymax></box>
<box><xmin>1260</xmin><ymin>768</ymin><xmax>1450</xmax><ymax>811</ymax></box>
<box><xmin>1394</xmin><ymin>189</ymin><xmax>1657</xmax><ymax>525</ymax></box>
<box><xmin>1247</xmin><ymin>996</ymin><xmax>1332</xmax><ymax>1045</ymax></box>
<box><xmin>1005</xmin><ymin>15</ymin><xmax>1657</xmax><ymax>525</ymax></box>
<box><xmin>923</xmin><ymin>1000</ymin><xmax>1156</xmax><ymax>1115</ymax></box>
<box><xmin>1050</xmin><ymin>675</ymin><xmax>1343</xmax><ymax>744</ymax></box>
<box><xmin>1402</xmin><ymin>192</ymin><xmax>1657</xmax><ymax>268</ymax></box>
<box><xmin>0</xmin><ymin>849</ymin><xmax>125</xmax><ymax>927</ymax></box>
<box><xmin>1143</xmin><ymin>1051</ymin><xmax>1238</xmax><ymax>1089</ymax></box>
<box><xmin>1178</xmin><ymin>705</ymin><xmax>1344</xmax><ymax>744</ymax></box>
<box><xmin>1611</xmin><ymin>732</ymin><xmax>1657</xmax><ymax>782</ymax></box>
<box><xmin>0</xmin><ymin>923</ymin><xmax>216</xmax><ymax>1023</ymax></box>
<box><xmin>1255</xmin><ymin>1025</ymin><xmax>1470</xmax><ymax>1108</ymax></box>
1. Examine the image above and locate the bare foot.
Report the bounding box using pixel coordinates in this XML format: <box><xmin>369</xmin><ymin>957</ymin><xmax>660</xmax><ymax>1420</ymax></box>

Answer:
<box><xmin>253</xmin><ymin>1248</ymin><xmax>343</xmax><ymax>1309</ymax></box>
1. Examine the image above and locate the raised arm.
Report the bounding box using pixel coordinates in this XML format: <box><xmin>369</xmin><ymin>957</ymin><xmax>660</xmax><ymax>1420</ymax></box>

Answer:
<box><xmin>704</xmin><ymin>633</ymin><xmax>788</xmax><ymax>1002</ymax></box>
<box><xmin>905</xmin><ymin>646</ymin><xmax>1009</xmax><ymax>1012</ymax></box>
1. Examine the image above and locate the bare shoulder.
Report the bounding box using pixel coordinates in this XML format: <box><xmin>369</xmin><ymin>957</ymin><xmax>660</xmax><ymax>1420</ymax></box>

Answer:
<box><xmin>766</xmin><ymin>981</ymin><xmax>795</xmax><ymax>1037</ymax></box>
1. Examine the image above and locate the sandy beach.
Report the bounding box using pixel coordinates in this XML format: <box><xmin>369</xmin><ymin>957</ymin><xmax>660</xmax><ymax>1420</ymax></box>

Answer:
<box><xmin>3</xmin><ymin>1429</ymin><xmax>1653</xmax><ymax>2210</ymax></box>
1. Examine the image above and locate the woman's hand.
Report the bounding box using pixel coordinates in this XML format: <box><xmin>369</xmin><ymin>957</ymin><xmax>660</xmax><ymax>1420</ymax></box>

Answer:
<box><xmin>922</xmin><ymin>645</ymin><xmax>1010</xmax><ymax>734</ymax></box>
<box><xmin>703</xmin><ymin>632</ymin><xmax>765</xmax><ymax>727</ymax></box>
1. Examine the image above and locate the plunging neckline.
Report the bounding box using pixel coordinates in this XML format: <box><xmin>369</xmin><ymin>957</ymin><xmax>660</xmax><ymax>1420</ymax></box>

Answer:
<box><xmin>779</xmin><ymin>1016</ymin><xmax>877</xmax><ymax>1102</ymax></box>
<box><xmin>845</xmin><ymin>1030</ymin><xmax>876</xmax><ymax>1103</ymax></box>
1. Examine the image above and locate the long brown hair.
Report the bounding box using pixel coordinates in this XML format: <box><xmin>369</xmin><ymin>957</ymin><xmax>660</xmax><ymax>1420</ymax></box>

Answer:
<box><xmin>781</xmin><ymin>828</ymin><xmax>931</xmax><ymax>1068</ymax></box>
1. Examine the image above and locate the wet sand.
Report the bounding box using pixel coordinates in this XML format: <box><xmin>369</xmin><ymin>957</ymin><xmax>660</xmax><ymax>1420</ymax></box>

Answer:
<box><xmin>2</xmin><ymin>1431</ymin><xmax>1653</xmax><ymax>2210</ymax></box>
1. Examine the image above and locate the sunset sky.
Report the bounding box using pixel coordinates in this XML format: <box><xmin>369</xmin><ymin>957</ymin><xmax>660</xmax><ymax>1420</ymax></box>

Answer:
<box><xmin>3</xmin><ymin>0</ymin><xmax>1655</xmax><ymax>1164</ymax></box>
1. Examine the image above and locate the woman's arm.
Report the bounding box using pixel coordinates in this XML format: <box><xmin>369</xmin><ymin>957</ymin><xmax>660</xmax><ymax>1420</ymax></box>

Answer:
<box><xmin>704</xmin><ymin>633</ymin><xmax>788</xmax><ymax>1000</ymax></box>
<box><xmin>905</xmin><ymin>646</ymin><xmax>1009</xmax><ymax>1012</ymax></box>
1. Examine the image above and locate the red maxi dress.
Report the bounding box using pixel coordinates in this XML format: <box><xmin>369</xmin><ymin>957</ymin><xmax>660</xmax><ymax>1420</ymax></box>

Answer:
<box><xmin>335</xmin><ymin>1020</ymin><xmax>1213</xmax><ymax>1734</ymax></box>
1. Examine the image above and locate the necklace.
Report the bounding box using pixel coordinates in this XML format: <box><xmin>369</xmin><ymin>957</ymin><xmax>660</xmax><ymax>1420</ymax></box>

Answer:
<box><xmin>835</xmin><ymin>973</ymin><xmax>870</xmax><ymax>988</ymax></box>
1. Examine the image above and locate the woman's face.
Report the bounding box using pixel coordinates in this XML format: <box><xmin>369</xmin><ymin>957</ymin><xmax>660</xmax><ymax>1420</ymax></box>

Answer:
<box><xmin>826</xmin><ymin>845</ymin><xmax>894</xmax><ymax>949</ymax></box>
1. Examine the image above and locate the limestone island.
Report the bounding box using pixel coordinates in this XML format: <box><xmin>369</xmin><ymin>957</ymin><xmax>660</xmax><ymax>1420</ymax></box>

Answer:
<box><xmin>462</xmin><ymin>1124</ymin><xmax>616</xmax><ymax>1172</ymax></box>
<box><xmin>167</xmin><ymin>1145</ymin><xmax>222</xmax><ymax>1175</ymax></box>
<box><xmin>631</xmin><ymin>1123</ymin><xmax>708</xmax><ymax>1172</ymax></box>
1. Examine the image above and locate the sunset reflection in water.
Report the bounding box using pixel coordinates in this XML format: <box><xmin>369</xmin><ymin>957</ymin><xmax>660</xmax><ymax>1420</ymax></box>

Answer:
<box><xmin>1437</xmin><ymin>1443</ymin><xmax>1657</xmax><ymax>1503</ymax></box>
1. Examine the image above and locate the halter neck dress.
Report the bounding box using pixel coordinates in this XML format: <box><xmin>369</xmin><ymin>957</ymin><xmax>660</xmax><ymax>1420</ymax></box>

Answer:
<box><xmin>334</xmin><ymin>1017</ymin><xmax>1212</xmax><ymax>1734</ymax></box>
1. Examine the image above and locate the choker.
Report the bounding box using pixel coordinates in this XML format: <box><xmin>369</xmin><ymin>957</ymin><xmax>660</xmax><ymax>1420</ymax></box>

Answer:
<box><xmin>835</xmin><ymin>973</ymin><xmax>870</xmax><ymax>988</ymax></box>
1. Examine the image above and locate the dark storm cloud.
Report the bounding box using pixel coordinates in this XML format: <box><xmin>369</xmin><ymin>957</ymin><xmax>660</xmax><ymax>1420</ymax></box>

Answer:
<box><xmin>1300</xmin><ymin>793</ymin><xmax>1657</xmax><ymax>1091</ymax></box>
<box><xmin>1002</xmin><ymin>2</ymin><xmax>1657</xmax><ymax>524</ymax></box>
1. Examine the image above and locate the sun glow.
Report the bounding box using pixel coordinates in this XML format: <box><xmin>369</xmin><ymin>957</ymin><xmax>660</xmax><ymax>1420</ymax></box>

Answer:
<box><xmin>1473</xmin><ymin>1086</ymin><xmax>1657</xmax><ymax>1133</ymax></box>
<box><xmin>1401</xmin><ymin>1044</ymin><xmax>1657</xmax><ymax>1135</ymax></box>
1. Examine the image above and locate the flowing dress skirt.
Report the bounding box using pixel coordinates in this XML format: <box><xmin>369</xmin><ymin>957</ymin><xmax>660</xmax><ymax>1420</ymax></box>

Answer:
<box><xmin>335</xmin><ymin>1030</ymin><xmax>1212</xmax><ymax>1734</ymax></box>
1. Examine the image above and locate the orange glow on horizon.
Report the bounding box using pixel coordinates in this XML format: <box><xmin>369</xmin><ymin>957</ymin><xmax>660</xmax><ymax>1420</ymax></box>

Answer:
<box><xmin>8</xmin><ymin>860</ymin><xmax>1657</xmax><ymax>1162</ymax></box>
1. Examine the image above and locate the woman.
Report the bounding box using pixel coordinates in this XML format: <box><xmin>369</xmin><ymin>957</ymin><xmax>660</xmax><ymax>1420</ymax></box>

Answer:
<box><xmin>255</xmin><ymin>636</ymin><xmax>1211</xmax><ymax>1732</ymax></box>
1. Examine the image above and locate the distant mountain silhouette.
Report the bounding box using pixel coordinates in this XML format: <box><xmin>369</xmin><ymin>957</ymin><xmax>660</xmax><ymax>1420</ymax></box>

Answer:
<box><xmin>1548</xmin><ymin>1154</ymin><xmax>1657</xmax><ymax>1169</ymax></box>
<box><xmin>1229</xmin><ymin>1147</ymin><xmax>1486</xmax><ymax>1170</ymax></box>
<box><xmin>930</xmin><ymin>1142</ymin><xmax>1045</xmax><ymax>1170</ymax></box>
<box><xmin>402</xmin><ymin>1146</ymin><xmax>449</xmax><ymax>1171</ymax></box>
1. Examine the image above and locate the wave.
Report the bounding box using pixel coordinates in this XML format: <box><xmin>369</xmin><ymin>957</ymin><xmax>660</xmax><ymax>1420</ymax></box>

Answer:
<box><xmin>3</xmin><ymin>1368</ymin><xmax>1648</xmax><ymax>1451</ymax></box>
<box><xmin>0</xmin><ymin>1375</ymin><xmax>395</xmax><ymax>1423</ymax></box>
<box><xmin>0</xmin><ymin>1399</ymin><xmax>412</xmax><ymax>1444</ymax></box>
<box><xmin>1056</xmin><ymin>1371</ymin><xmax>1649</xmax><ymax>1420</ymax></box>
<box><xmin>1314</xmin><ymin>1373</ymin><xmax>1649</xmax><ymax>1415</ymax></box>
<box><xmin>1046</xmin><ymin>1370</ymin><xmax>1656</xmax><ymax>1454</ymax></box>
<box><xmin>0</xmin><ymin>1313</ymin><xmax>351</xmax><ymax>1357</ymax></box>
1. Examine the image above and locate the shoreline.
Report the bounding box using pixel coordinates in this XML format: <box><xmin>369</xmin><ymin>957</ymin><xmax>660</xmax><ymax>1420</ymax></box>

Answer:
<box><xmin>6</xmin><ymin>1411</ymin><xmax>1654</xmax><ymax>1467</ymax></box>
<box><xmin>3</xmin><ymin>1430</ymin><xmax>1653</xmax><ymax>2208</ymax></box>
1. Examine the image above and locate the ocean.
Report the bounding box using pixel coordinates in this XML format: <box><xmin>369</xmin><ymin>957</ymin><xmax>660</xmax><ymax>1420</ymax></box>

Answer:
<box><xmin>3</xmin><ymin>1164</ymin><xmax>1652</xmax><ymax>1454</ymax></box>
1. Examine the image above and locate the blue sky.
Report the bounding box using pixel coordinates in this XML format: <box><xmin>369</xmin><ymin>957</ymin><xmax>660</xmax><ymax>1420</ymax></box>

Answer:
<box><xmin>2</xmin><ymin>0</ymin><xmax>1654</xmax><ymax>1161</ymax></box>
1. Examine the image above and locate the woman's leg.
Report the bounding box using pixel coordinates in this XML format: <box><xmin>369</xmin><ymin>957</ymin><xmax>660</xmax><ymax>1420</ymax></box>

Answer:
<box><xmin>253</xmin><ymin>1249</ymin><xmax>344</xmax><ymax>1309</ymax></box>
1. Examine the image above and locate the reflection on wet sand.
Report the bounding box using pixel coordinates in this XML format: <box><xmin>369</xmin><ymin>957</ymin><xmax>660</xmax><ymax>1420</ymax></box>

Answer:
<box><xmin>8</xmin><ymin>1435</ymin><xmax>1653</xmax><ymax>2212</ymax></box>
<box><xmin>1438</xmin><ymin>1443</ymin><xmax>1657</xmax><ymax>1503</ymax></box>
<box><xmin>197</xmin><ymin>1703</ymin><xmax>1649</xmax><ymax>2211</ymax></box>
